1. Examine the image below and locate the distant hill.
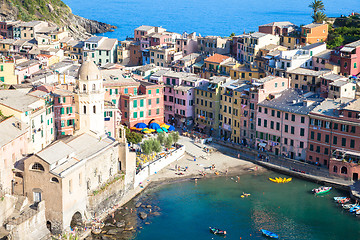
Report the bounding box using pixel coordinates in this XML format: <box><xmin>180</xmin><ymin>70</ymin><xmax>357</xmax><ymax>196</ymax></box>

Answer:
<box><xmin>0</xmin><ymin>0</ymin><xmax>116</xmax><ymax>39</ymax></box>
<box><xmin>327</xmin><ymin>15</ymin><xmax>360</xmax><ymax>49</ymax></box>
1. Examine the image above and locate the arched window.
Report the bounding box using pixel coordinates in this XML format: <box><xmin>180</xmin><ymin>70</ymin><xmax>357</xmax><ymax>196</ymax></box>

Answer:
<box><xmin>92</xmin><ymin>84</ymin><xmax>96</xmax><ymax>91</ymax></box>
<box><xmin>83</xmin><ymin>84</ymin><xmax>86</xmax><ymax>92</ymax></box>
<box><xmin>31</xmin><ymin>163</ymin><xmax>44</xmax><ymax>171</ymax></box>
<box><xmin>93</xmin><ymin>105</ymin><xmax>96</xmax><ymax>114</ymax></box>
<box><xmin>333</xmin><ymin>165</ymin><xmax>338</xmax><ymax>173</ymax></box>
<box><xmin>341</xmin><ymin>166</ymin><xmax>348</xmax><ymax>174</ymax></box>
<box><xmin>51</xmin><ymin>177</ymin><xmax>59</xmax><ymax>183</ymax></box>
<box><xmin>83</xmin><ymin>106</ymin><xmax>86</xmax><ymax>114</ymax></box>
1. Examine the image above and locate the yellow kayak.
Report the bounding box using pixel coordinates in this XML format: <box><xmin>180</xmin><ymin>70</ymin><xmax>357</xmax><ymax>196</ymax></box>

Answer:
<box><xmin>269</xmin><ymin>177</ymin><xmax>292</xmax><ymax>183</ymax></box>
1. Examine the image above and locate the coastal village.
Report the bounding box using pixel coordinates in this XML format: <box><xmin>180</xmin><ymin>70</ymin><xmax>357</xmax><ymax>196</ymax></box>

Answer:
<box><xmin>1</xmin><ymin>1</ymin><xmax>360</xmax><ymax>239</ymax></box>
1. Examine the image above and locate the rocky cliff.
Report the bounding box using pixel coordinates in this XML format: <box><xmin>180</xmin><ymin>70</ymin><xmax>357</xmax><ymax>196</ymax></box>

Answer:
<box><xmin>0</xmin><ymin>0</ymin><xmax>116</xmax><ymax>39</ymax></box>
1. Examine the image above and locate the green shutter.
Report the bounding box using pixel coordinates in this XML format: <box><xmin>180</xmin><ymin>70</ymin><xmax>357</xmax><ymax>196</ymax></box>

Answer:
<box><xmin>104</xmin><ymin>112</ymin><xmax>107</xmax><ymax>117</ymax></box>
<box><xmin>110</xmin><ymin>89</ymin><xmax>112</xmax><ymax>95</ymax></box>
<box><xmin>133</xmin><ymin>112</ymin><xmax>137</xmax><ymax>118</ymax></box>
<box><xmin>140</xmin><ymin>99</ymin><xmax>144</xmax><ymax>107</ymax></box>
<box><xmin>110</xmin><ymin>111</ymin><xmax>113</xmax><ymax>117</ymax></box>
<box><xmin>70</xmin><ymin>107</ymin><xmax>73</xmax><ymax>113</ymax></box>
<box><xmin>63</xmin><ymin>97</ymin><xmax>66</xmax><ymax>103</ymax></box>
<box><xmin>140</xmin><ymin>111</ymin><xmax>144</xmax><ymax>118</ymax></box>
<box><xmin>148</xmin><ymin>90</ymin><xmax>151</xmax><ymax>95</ymax></box>
<box><xmin>61</xmin><ymin>108</ymin><xmax>64</xmax><ymax>114</ymax></box>
<box><xmin>156</xmin><ymin>89</ymin><xmax>159</xmax><ymax>94</ymax></box>
<box><xmin>133</xmin><ymin>100</ymin><xmax>137</xmax><ymax>108</ymax></box>
<box><xmin>58</xmin><ymin>98</ymin><xmax>61</xmax><ymax>103</ymax></box>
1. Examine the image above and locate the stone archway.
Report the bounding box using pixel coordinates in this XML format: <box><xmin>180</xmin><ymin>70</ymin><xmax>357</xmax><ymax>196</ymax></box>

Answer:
<box><xmin>70</xmin><ymin>212</ymin><xmax>83</xmax><ymax>230</ymax></box>
<box><xmin>341</xmin><ymin>166</ymin><xmax>348</xmax><ymax>175</ymax></box>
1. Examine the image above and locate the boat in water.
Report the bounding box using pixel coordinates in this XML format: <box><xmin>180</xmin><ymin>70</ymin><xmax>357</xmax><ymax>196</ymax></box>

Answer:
<box><xmin>261</xmin><ymin>229</ymin><xmax>279</xmax><ymax>239</ymax></box>
<box><xmin>241</xmin><ymin>192</ymin><xmax>251</xmax><ymax>198</ymax></box>
<box><xmin>269</xmin><ymin>177</ymin><xmax>292</xmax><ymax>183</ymax></box>
<box><xmin>336</xmin><ymin>198</ymin><xmax>351</xmax><ymax>204</ymax></box>
<box><xmin>349</xmin><ymin>205</ymin><xmax>360</xmax><ymax>213</ymax></box>
<box><xmin>334</xmin><ymin>197</ymin><xmax>347</xmax><ymax>201</ymax></box>
<box><xmin>209</xmin><ymin>227</ymin><xmax>227</xmax><ymax>235</ymax></box>
<box><xmin>312</xmin><ymin>186</ymin><xmax>332</xmax><ymax>195</ymax></box>
<box><xmin>343</xmin><ymin>204</ymin><xmax>356</xmax><ymax>210</ymax></box>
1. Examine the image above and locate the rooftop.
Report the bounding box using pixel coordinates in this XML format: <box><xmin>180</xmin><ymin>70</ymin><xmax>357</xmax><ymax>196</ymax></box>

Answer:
<box><xmin>302</xmin><ymin>23</ymin><xmax>326</xmax><ymax>29</ymax></box>
<box><xmin>330</xmin><ymin>79</ymin><xmax>352</xmax><ymax>87</ymax></box>
<box><xmin>135</xmin><ymin>25</ymin><xmax>156</xmax><ymax>32</ymax></box>
<box><xmin>301</xmin><ymin>42</ymin><xmax>326</xmax><ymax>50</ymax></box>
<box><xmin>0</xmin><ymin>116</ymin><xmax>28</xmax><ymax>148</ymax></box>
<box><xmin>259</xmin><ymin>21</ymin><xmax>295</xmax><ymax>28</ymax></box>
<box><xmin>310</xmin><ymin>98</ymin><xmax>354</xmax><ymax>117</ymax></box>
<box><xmin>96</xmin><ymin>38</ymin><xmax>118</xmax><ymax>51</ymax></box>
<box><xmin>314</xmin><ymin>49</ymin><xmax>332</xmax><ymax>60</ymax></box>
<box><xmin>85</xmin><ymin>36</ymin><xmax>104</xmax><ymax>43</ymax></box>
<box><xmin>287</xmin><ymin>67</ymin><xmax>331</xmax><ymax>76</ymax></box>
<box><xmin>258</xmin><ymin>88</ymin><xmax>323</xmax><ymax>115</ymax></box>
<box><xmin>204</xmin><ymin>54</ymin><xmax>230</xmax><ymax>64</ymax></box>
<box><xmin>344</xmin><ymin>99</ymin><xmax>360</xmax><ymax>112</ymax></box>
<box><xmin>321</xmin><ymin>73</ymin><xmax>346</xmax><ymax>81</ymax></box>
<box><xmin>0</xmin><ymin>90</ymin><xmax>42</xmax><ymax>112</ymax></box>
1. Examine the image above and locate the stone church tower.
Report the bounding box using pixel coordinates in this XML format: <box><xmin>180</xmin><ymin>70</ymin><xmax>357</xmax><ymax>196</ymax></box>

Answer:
<box><xmin>75</xmin><ymin>60</ymin><xmax>105</xmax><ymax>135</ymax></box>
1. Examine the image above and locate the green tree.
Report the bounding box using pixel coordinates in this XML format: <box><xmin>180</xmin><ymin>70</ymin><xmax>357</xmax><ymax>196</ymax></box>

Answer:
<box><xmin>164</xmin><ymin>135</ymin><xmax>173</xmax><ymax>149</ymax></box>
<box><xmin>171</xmin><ymin>132</ymin><xmax>179</xmax><ymax>145</ymax></box>
<box><xmin>125</xmin><ymin>128</ymin><xmax>143</xmax><ymax>144</ymax></box>
<box><xmin>309</xmin><ymin>0</ymin><xmax>326</xmax><ymax>23</ymax></box>
<box><xmin>308</xmin><ymin>0</ymin><xmax>325</xmax><ymax>16</ymax></box>
<box><xmin>229</xmin><ymin>32</ymin><xmax>236</xmax><ymax>37</ymax></box>
<box><xmin>312</xmin><ymin>11</ymin><xmax>327</xmax><ymax>23</ymax></box>
<box><xmin>141</xmin><ymin>141</ymin><xmax>151</xmax><ymax>155</ymax></box>
<box><xmin>157</xmin><ymin>132</ymin><xmax>166</xmax><ymax>145</ymax></box>
<box><xmin>152</xmin><ymin>139</ymin><xmax>162</xmax><ymax>153</ymax></box>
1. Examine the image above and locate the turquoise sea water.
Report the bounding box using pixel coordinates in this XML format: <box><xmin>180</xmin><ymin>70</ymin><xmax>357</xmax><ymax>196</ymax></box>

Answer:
<box><xmin>63</xmin><ymin>0</ymin><xmax>356</xmax><ymax>40</ymax></box>
<box><xmin>132</xmin><ymin>173</ymin><xmax>360</xmax><ymax>240</ymax></box>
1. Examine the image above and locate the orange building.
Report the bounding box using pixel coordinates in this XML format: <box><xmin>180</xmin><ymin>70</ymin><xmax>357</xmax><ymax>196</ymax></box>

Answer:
<box><xmin>300</xmin><ymin>23</ymin><xmax>328</xmax><ymax>46</ymax></box>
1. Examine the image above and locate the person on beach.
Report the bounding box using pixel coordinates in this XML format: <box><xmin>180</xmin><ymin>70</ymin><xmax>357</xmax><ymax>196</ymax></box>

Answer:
<box><xmin>194</xmin><ymin>157</ymin><xmax>196</xmax><ymax>162</ymax></box>
<box><xmin>175</xmin><ymin>164</ymin><xmax>178</xmax><ymax>171</ymax></box>
<box><xmin>225</xmin><ymin>169</ymin><xmax>228</xmax><ymax>175</ymax></box>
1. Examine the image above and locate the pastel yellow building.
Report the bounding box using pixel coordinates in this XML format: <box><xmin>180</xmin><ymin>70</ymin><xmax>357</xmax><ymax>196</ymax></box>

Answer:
<box><xmin>0</xmin><ymin>58</ymin><xmax>18</xmax><ymax>85</ymax></box>
<box><xmin>230</xmin><ymin>64</ymin><xmax>265</xmax><ymax>80</ymax></box>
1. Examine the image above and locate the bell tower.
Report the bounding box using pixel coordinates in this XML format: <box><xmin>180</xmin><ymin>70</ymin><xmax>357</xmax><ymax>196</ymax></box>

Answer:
<box><xmin>75</xmin><ymin>60</ymin><xmax>105</xmax><ymax>135</ymax></box>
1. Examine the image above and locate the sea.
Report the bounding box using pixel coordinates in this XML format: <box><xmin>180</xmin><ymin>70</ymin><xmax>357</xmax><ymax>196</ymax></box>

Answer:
<box><xmin>63</xmin><ymin>0</ymin><xmax>357</xmax><ymax>41</ymax></box>
<box><xmin>130</xmin><ymin>173</ymin><xmax>360</xmax><ymax>240</ymax></box>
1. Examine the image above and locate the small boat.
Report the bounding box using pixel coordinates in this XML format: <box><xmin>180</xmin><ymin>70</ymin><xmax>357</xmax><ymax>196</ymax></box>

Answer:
<box><xmin>312</xmin><ymin>186</ymin><xmax>332</xmax><ymax>195</ymax></box>
<box><xmin>356</xmin><ymin>209</ymin><xmax>360</xmax><ymax>215</ymax></box>
<box><xmin>269</xmin><ymin>177</ymin><xmax>292</xmax><ymax>183</ymax></box>
<box><xmin>343</xmin><ymin>204</ymin><xmax>356</xmax><ymax>210</ymax></box>
<box><xmin>337</xmin><ymin>198</ymin><xmax>351</xmax><ymax>204</ymax></box>
<box><xmin>209</xmin><ymin>227</ymin><xmax>227</xmax><ymax>235</ymax></box>
<box><xmin>261</xmin><ymin>229</ymin><xmax>279</xmax><ymax>239</ymax></box>
<box><xmin>241</xmin><ymin>193</ymin><xmax>251</xmax><ymax>198</ymax></box>
<box><xmin>334</xmin><ymin>197</ymin><xmax>347</xmax><ymax>201</ymax></box>
<box><xmin>349</xmin><ymin>205</ymin><xmax>360</xmax><ymax>213</ymax></box>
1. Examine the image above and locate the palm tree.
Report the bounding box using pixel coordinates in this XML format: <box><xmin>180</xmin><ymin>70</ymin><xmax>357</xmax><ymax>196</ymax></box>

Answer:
<box><xmin>312</xmin><ymin>11</ymin><xmax>327</xmax><ymax>23</ymax></box>
<box><xmin>308</xmin><ymin>0</ymin><xmax>325</xmax><ymax>15</ymax></box>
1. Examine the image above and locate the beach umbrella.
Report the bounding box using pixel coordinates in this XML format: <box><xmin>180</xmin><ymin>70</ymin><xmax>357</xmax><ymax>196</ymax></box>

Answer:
<box><xmin>156</xmin><ymin>128</ymin><xmax>163</xmax><ymax>133</ymax></box>
<box><xmin>162</xmin><ymin>127</ymin><xmax>168</xmax><ymax>133</ymax></box>
<box><xmin>148</xmin><ymin>129</ymin><xmax>156</xmax><ymax>133</ymax></box>
<box><xmin>161</xmin><ymin>124</ymin><xmax>170</xmax><ymax>129</ymax></box>
<box><xmin>135</xmin><ymin>122</ymin><xmax>147</xmax><ymax>129</ymax></box>
<box><xmin>168</xmin><ymin>125</ymin><xmax>175</xmax><ymax>131</ymax></box>
<box><xmin>143</xmin><ymin>130</ymin><xmax>151</xmax><ymax>134</ymax></box>
<box><xmin>141</xmin><ymin>128</ymin><xmax>149</xmax><ymax>132</ymax></box>
<box><xmin>130</xmin><ymin>127</ymin><xmax>138</xmax><ymax>130</ymax></box>
<box><xmin>149</xmin><ymin>122</ymin><xmax>161</xmax><ymax>130</ymax></box>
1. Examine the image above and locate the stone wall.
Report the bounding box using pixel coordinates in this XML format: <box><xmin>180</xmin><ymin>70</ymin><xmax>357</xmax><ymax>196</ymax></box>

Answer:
<box><xmin>0</xmin><ymin>194</ymin><xmax>17</xmax><ymax>226</ymax></box>
<box><xmin>87</xmin><ymin>175</ymin><xmax>125</xmax><ymax>218</ymax></box>
<box><xmin>134</xmin><ymin>146</ymin><xmax>185</xmax><ymax>187</ymax></box>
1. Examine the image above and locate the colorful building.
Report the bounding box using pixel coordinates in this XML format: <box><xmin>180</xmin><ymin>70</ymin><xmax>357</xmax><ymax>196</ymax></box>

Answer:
<box><xmin>256</xmin><ymin>89</ymin><xmax>323</xmax><ymax>159</ymax></box>
<box><xmin>300</xmin><ymin>23</ymin><xmax>328</xmax><ymax>46</ymax></box>
<box><xmin>307</xmin><ymin>98</ymin><xmax>360</xmax><ymax>180</ymax></box>
<box><xmin>330</xmin><ymin>40</ymin><xmax>360</xmax><ymax>77</ymax></box>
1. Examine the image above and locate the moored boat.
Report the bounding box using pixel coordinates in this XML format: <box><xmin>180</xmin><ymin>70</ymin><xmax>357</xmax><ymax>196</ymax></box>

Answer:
<box><xmin>337</xmin><ymin>198</ymin><xmax>351</xmax><ymax>204</ymax></box>
<box><xmin>342</xmin><ymin>204</ymin><xmax>356</xmax><ymax>210</ymax></box>
<box><xmin>261</xmin><ymin>229</ymin><xmax>279</xmax><ymax>239</ymax></box>
<box><xmin>349</xmin><ymin>205</ymin><xmax>360</xmax><ymax>213</ymax></box>
<box><xmin>209</xmin><ymin>227</ymin><xmax>227</xmax><ymax>235</ymax></box>
<box><xmin>334</xmin><ymin>197</ymin><xmax>347</xmax><ymax>201</ymax></box>
<box><xmin>312</xmin><ymin>186</ymin><xmax>332</xmax><ymax>195</ymax></box>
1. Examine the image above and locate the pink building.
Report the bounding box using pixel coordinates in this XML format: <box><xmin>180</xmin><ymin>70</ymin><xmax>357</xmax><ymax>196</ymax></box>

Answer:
<box><xmin>175</xmin><ymin>32</ymin><xmax>198</xmax><ymax>55</ymax></box>
<box><xmin>36</xmin><ymin>85</ymin><xmax>75</xmax><ymax>137</ymax></box>
<box><xmin>330</xmin><ymin>40</ymin><xmax>360</xmax><ymax>76</ymax></box>
<box><xmin>256</xmin><ymin>89</ymin><xmax>323</xmax><ymax>159</ymax></box>
<box><xmin>258</xmin><ymin>21</ymin><xmax>296</xmax><ymax>36</ymax></box>
<box><xmin>240</xmin><ymin>76</ymin><xmax>290</xmax><ymax>148</ymax></box>
<box><xmin>312</xmin><ymin>49</ymin><xmax>332</xmax><ymax>71</ymax></box>
<box><xmin>104</xmin><ymin>101</ymin><xmax>121</xmax><ymax>138</ymax></box>
<box><xmin>0</xmin><ymin>116</ymin><xmax>29</xmax><ymax>194</ymax></box>
<box><xmin>161</xmin><ymin>71</ymin><xmax>208</xmax><ymax>127</ymax></box>
<box><xmin>15</xmin><ymin>59</ymin><xmax>41</xmax><ymax>82</ymax></box>
<box><xmin>134</xmin><ymin>25</ymin><xmax>166</xmax><ymax>42</ymax></box>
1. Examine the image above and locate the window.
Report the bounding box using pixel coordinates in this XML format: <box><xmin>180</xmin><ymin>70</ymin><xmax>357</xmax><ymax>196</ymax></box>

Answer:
<box><xmin>264</xmin><ymin>120</ymin><xmax>267</xmax><ymax>128</ymax></box>
<box><xmin>270</xmin><ymin>121</ymin><xmax>274</xmax><ymax>129</ymax></box>
<box><xmin>271</xmin><ymin>110</ymin><xmax>275</xmax><ymax>116</ymax></box>
<box><xmin>333</xmin><ymin>136</ymin><xmax>337</xmax><ymax>145</ymax></box>
<box><xmin>276</xmin><ymin>122</ymin><xmax>280</xmax><ymax>131</ymax></box>
<box><xmin>300</xmin><ymin>128</ymin><xmax>305</xmax><ymax>136</ymax></box>
<box><xmin>51</xmin><ymin>177</ymin><xmax>59</xmax><ymax>183</ymax></box>
<box><xmin>309</xmin><ymin>144</ymin><xmax>314</xmax><ymax>151</ymax></box>
<box><xmin>156</xmin><ymin>108</ymin><xmax>160</xmax><ymax>115</ymax></box>
<box><xmin>60</xmin><ymin>108</ymin><xmax>64</xmax><ymax>114</ymax></box>
<box><xmin>124</xmin><ymin>88</ymin><xmax>128</xmax><ymax>94</ymax></box>
<box><xmin>140</xmin><ymin>111</ymin><xmax>144</xmax><ymax>118</ymax></box>
<box><xmin>351</xmin><ymin>126</ymin><xmax>356</xmax><ymax>133</ymax></box>
<box><xmin>31</xmin><ymin>163</ymin><xmax>44</xmax><ymax>171</ymax></box>
<box><xmin>291</xmin><ymin>126</ymin><xmax>295</xmax><ymax>134</ymax></box>
<box><xmin>291</xmin><ymin>114</ymin><xmax>295</xmax><ymax>122</ymax></box>
<box><xmin>277</xmin><ymin>111</ymin><xmax>280</xmax><ymax>118</ymax></box>
<box><xmin>301</xmin><ymin>116</ymin><xmax>305</xmax><ymax>123</ymax></box>
<box><xmin>93</xmin><ymin>105</ymin><xmax>96</xmax><ymax>113</ymax></box>
<box><xmin>299</xmin><ymin>141</ymin><xmax>304</xmax><ymax>148</ymax></box>
<box><xmin>140</xmin><ymin>99</ymin><xmax>144</xmax><ymax>107</ymax></box>
<box><xmin>258</xmin><ymin>118</ymin><xmax>261</xmax><ymax>126</ymax></box>
<box><xmin>133</xmin><ymin>112</ymin><xmax>137</xmax><ymax>118</ymax></box>
<box><xmin>156</xmin><ymin>89</ymin><xmax>160</xmax><ymax>94</ymax></box>
<box><xmin>61</xmin><ymin>120</ymin><xmax>65</xmax><ymax>127</ymax></box>
<box><xmin>285</xmin><ymin>113</ymin><xmax>288</xmax><ymax>120</ymax></box>
<box><xmin>350</xmin><ymin>139</ymin><xmax>355</xmax><ymax>148</ymax></box>
<box><xmin>342</xmin><ymin>138</ymin><xmax>346</xmax><ymax>147</ymax></box>
<box><xmin>275</xmin><ymin>83</ymin><xmax>278</xmax><ymax>88</ymax></box>
<box><xmin>333</xmin><ymin>123</ymin><xmax>338</xmax><ymax>130</ymax></box>
<box><xmin>133</xmin><ymin>100</ymin><xmax>137</xmax><ymax>108</ymax></box>
<box><xmin>148</xmin><ymin>90</ymin><xmax>152</xmax><ymax>94</ymax></box>
<box><xmin>284</xmin><ymin>125</ymin><xmax>288</xmax><ymax>133</ymax></box>
<box><xmin>156</xmin><ymin>98</ymin><xmax>160</xmax><ymax>104</ymax></box>
<box><xmin>264</xmin><ymin>108</ymin><xmax>268</xmax><ymax>114</ymax></box>
<box><xmin>148</xmin><ymin>99</ymin><xmax>151</xmax><ymax>105</ymax></box>
<box><xmin>325</xmin><ymin>135</ymin><xmax>329</xmax><ymax>143</ymax></box>
<box><xmin>317</xmin><ymin>133</ymin><xmax>321</xmax><ymax>141</ymax></box>
<box><xmin>284</xmin><ymin>138</ymin><xmax>288</xmax><ymax>145</ymax></box>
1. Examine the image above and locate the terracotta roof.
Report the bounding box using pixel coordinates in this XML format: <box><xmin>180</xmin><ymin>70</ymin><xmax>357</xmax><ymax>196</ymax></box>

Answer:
<box><xmin>204</xmin><ymin>54</ymin><xmax>230</xmax><ymax>64</ymax></box>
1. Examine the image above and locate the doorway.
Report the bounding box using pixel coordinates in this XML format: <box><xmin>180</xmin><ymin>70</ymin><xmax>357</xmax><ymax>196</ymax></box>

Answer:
<box><xmin>353</xmin><ymin>173</ymin><xmax>358</xmax><ymax>181</ymax></box>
